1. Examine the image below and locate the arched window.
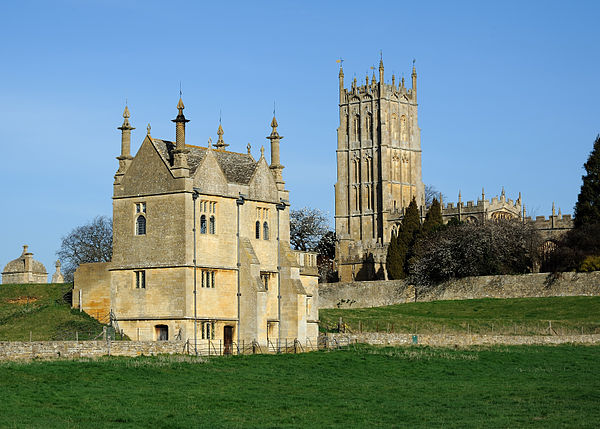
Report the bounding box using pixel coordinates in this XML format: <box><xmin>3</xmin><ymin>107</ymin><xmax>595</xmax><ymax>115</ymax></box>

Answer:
<box><xmin>136</xmin><ymin>215</ymin><xmax>146</xmax><ymax>235</ymax></box>
<box><xmin>391</xmin><ymin>113</ymin><xmax>398</xmax><ymax>140</ymax></box>
<box><xmin>255</xmin><ymin>221</ymin><xmax>261</xmax><ymax>239</ymax></box>
<box><xmin>353</xmin><ymin>115</ymin><xmax>360</xmax><ymax>140</ymax></box>
<box><xmin>400</xmin><ymin>115</ymin><xmax>408</xmax><ymax>141</ymax></box>
<box><xmin>200</xmin><ymin>215</ymin><xmax>207</xmax><ymax>234</ymax></box>
<box><xmin>366</xmin><ymin>113</ymin><xmax>372</xmax><ymax>138</ymax></box>
<box><xmin>209</xmin><ymin>216</ymin><xmax>215</xmax><ymax>234</ymax></box>
<box><xmin>263</xmin><ymin>222</ymin><xmax>269</xmax><ymax>240</ymax></box>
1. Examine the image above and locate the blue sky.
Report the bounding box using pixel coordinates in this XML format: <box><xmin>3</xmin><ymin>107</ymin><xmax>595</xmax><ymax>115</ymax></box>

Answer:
<box><xmin>1</xmin><ymin>0</ymin><xmax>599</xmax><ymax>277</ymax></box>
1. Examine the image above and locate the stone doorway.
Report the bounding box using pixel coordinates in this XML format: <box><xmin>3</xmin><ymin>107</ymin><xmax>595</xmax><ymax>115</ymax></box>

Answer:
<box><xmin>155</xmin><ymin>324</ymin><xmax>168</xmax><ymax>341</ymax></box>
<box><xmin>223</xmin><ymin>325</ymin><xmax>233</xmax><ymax>355</ymax></box>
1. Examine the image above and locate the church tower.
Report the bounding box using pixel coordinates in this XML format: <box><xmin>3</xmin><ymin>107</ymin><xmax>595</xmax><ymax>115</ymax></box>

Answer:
<box><xmin>335</xmin><ymin>59</ymin><xmax>424</xmax><ymax>281</ymax></box>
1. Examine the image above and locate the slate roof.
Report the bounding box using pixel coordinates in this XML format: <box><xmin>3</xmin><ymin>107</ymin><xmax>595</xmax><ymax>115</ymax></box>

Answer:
<box><xmin>151</xmin><ymin>139</ymin><xmax>258</xmax><ymax>185</ymax></box>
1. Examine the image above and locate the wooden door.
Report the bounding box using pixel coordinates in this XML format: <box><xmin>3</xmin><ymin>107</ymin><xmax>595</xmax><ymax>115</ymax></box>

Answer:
<box><xmin>224</xmin><ymin>326</ymin><xmax>233</xmax><ymax>355</ymax></box>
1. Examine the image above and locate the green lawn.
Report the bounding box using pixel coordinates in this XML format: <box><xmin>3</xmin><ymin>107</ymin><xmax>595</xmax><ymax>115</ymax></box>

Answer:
<box><xmin>320</xmin><ymin>296</ymin><xmax>600</xmax><ymax>335</ymax></box>
<box><xmin>0</xmin><ymin>283</ymin><xmax>108</xmax><ymax>341</ymax></box>
<box><xmin>0</xmin><ymin>344</ymin><xmax>598</xmax><ymax>428</ymax></box>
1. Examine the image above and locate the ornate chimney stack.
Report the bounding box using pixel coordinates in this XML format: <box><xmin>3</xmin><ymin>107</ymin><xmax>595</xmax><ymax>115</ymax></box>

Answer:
<box><xmin>171</xmin><ymin>97</ymin><xmax>190</xmax><ymax>177</ymax></box>
<box><xmin>267</xmin><ymin>115</ymin><xmax>285</xmax><ymax>191</ymax></box>
<box><xmin>115</xmin><ymin>105</ymin><xmax>135</xmax><ymax>183</ymax></box>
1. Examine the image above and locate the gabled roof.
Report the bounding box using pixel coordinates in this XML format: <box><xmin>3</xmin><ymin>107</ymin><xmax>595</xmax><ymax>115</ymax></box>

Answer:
<box><xmin>151</xmin><ymin>139</ymin><xmax>258</xmax><ymax>185</ymax></box>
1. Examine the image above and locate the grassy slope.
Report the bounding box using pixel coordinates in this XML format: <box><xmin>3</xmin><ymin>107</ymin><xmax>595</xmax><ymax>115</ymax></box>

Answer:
<box><xmin>320</xmin><ymin>296</ymin><xmax>600</xmax><ymax>335</ymax></box>
<box><xmin>0</xmin><ymin>283</ymin><xmax>106</xmax><ymax>341</ymax></box>
<box><xmin>0</xmin><ymin>345</ymin><xmax>599</xmax><ymax>428</ymax></box>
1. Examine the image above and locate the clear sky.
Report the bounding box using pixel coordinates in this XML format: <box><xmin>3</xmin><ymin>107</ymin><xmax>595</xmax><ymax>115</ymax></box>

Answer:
<box><xmin>1</xmin><ymin>0</ymin><xmax>599</xmax><ymax>278</ymax></box>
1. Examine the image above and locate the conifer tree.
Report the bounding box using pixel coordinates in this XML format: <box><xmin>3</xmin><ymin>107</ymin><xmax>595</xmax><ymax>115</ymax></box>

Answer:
<box><xmin>574</xmin><ymin>135</ymin><xmax>600</xmax><ymax>228</ymax></box>
<box><xmin>398</xmin><ymin>197</ymin><xmax>421</xmax><ymax>275</ymax></box>
<box><xmin>422</xmin><ymin>197</ymin><xmax>443</xmax><ymax>235</ymax></box>
<box><xmin>386</xmin><ymin>232</ymin><xmax>403</xmax><ymax>280</ymax></box>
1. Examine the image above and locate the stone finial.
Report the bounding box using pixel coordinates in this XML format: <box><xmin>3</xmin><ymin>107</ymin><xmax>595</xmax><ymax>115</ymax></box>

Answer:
<box><xmin>379</xmin><ymin>55</ymin><xmax>384</xmax><ymax>82</ymax></box>
<box><xmin>372</xmin><ymin>70</ymin><xmax>377</xmax><ymax>87</ymax></box>
<box><xmin>365</xmin><ymin>73</ymin><xmax>369</xmax><ymax>86</ymax></box>
<box><xmin>482</xmin><ymin>187</ymin><xmax>485</xmax><ymax>201</ymax></box>
<box><xmin>458</xmin><ymin>190</ymin><xmax>462</xmax><ymax>203</ymax></box>
<box><xmin>267</xmin><ymin>115</ymin><xmax>285</xmax><ymax>190</ymax></box>
<box><xmin>401</xmin><ymin>76</ymin><xmax>405</xmax><ymax>88</ymax></box>
<box><xmin>552</xmin><ymin>202</ymin><xmax>556</xmax><ymax>216</ymax></box>
<box><xmin>247</xmin><ymin>143</ymin><xmax>251</xmax><ymax>154</ymax></box>
<box><xmin>260</xmin><ymin>145</ymin><xmax>265</xmax><ymax>158</ymax></box>
<box><xmin>501</xmin><ymin>186</ymin><xmax>506</xmax><ymax>199</ymax></box>
<box><xmin>146</xmin><ymin>123</ymin><xmax>151</xmax><ymax>136</ymax></box>
<box><xmin>22</xmin><ymin>245</ymin><xmax>29</xmax><ymax>255</ymax></box>
<box><xmin>518</xmin><ymin>192</ymin><xmax>522</xmax><ymax>203</ymax></box>
<box><xmin>411</xmin><ymin>59</ymin><xmax>417</xmax><ymax>100</ymax></box>
<box><xmin>52</xmin><ymin>260</ymin><xmax>64</xmax><ymax>283</ymax></box>
<box><xmin>208</xmin><ymin>137</ymin><xmax>212</xmax><ymax>148</ymax></box>
<box><xmin>215</xmin><ymin>124</ymin><xmax>229</xmax><ymax>149</ymax></box>
<box><xmin>392</xmin><ymin>74</ymin><xmax>395</xmax><ymax>87</ymax></box>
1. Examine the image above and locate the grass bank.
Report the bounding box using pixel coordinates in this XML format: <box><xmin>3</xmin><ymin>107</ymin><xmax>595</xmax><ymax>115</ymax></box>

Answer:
<box><xmin>0</xmin><ymin>344</ymin><xmax>598</xmax><ymax>427</ymax></box>
<box><xmin>0</xmin><ymin>283</ymin><xmax>107</xmax><ymax>341</ymax></box>
<box><xmin>320</xmin><ymin>296</ymin><xmax>600</xmax><ymax>335</ymax></box>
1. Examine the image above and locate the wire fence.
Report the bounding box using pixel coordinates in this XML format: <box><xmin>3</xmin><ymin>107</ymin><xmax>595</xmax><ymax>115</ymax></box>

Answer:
<box><xmin>183</xmin><ymin>336</ymin><xmax>350</xmax><ymax>356</ymax></box>
<box><xmin>321</xmin><ymin>318</ymin><xmax>600</xmax><ymax>337</ymax></box>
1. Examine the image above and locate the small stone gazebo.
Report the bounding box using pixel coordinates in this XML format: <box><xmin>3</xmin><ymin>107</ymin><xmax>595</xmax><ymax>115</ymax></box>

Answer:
<box><xmin>2</xmin><ymin>245</ymin><xmax>48</xmax><ymax>284</ymax></box>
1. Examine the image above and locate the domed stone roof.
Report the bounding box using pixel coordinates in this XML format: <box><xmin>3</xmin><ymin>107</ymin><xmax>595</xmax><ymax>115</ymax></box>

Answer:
<box><xmin>2</xmin><ymin>245</ymin><xmax>47</xmax><ymax>284</ymax></box>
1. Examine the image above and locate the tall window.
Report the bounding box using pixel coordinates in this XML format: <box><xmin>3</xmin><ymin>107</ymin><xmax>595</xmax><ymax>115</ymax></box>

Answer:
<box><xmin>136</xmin><ymin>215</ymin><xmax>146</xmax><ymax>235</ymax></box>
<box><xmin>353</xmin><ymin>115</ymin><xmax>360</xmax><ymax>140</ymax></box>
<box><xmin>201</xmin><ymin>270</ymin><xmax>215</xmax><ymax>288</ymax></box>
<box><xmin>400</xmin><ymin>115</ymin><xmax>408</xmax><ymax>141</ymax></box>
<box><xmin>200</xmin><ymin>215</ymin><xmax>207</xmax><ymax>234</ymax></box>
<box><xmin>202</xmin><ymin>321</ymin><xmax>215</xmax><ymax>340</ymax></box>
<box><xmin>198</xmin><ymin>199</ymin><xmax>216</xmax><ymax>234</ymax></box>
<box><xmin>261</xmin><ymin>273</ymin><xmax>269</xmax><ymax>290</ymax></box>
<box><xmin>135</xmin><ymin>270</ymin><xmax>146</xmax><ymax>289</ymax></box>
<box><xmin>255</xmin><ymin>221</ymin><xmax>261</xmax><ymax>239</ymax></box>
<box><xmin>365</xmin><ymin>113</ymin><xmax>372</xmax><ymax>139</ymax></box>
<box><xmin>263</xmin><ymin>222</ymin><xmax>269</xmax><ymax>240</ymax></box>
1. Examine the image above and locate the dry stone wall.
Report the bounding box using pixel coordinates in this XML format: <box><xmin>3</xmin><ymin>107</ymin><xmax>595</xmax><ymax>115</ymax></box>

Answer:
<box><xmin>319</xmin><ymin>271</ymin><xmax>600</xmax><ymax>309</ymax></box>
<box><xmin>0</xmin><ymin>340</ymin><xmax>187</xmax><ymax>361</ymax></box>
<box><xmin>328</xmin><ymin>332</ymin><xmax>600</xmax><ymax>347</ymax></box>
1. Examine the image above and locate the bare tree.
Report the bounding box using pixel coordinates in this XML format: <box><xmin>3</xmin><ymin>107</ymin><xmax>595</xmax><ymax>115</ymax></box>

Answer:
<box><xmin>290</xmin><ymin>207</ymin><xmax>329</xmax><ymax>251</ymax></box>
<box><xmin>57</xmin><ymin>216</ymin><xmax>112</xmax><ymax>282</ymax></box>
<box><xmin>424</xmin><ymin>184</ymin><xmax>446</xmax><ymax>208</ymax></box>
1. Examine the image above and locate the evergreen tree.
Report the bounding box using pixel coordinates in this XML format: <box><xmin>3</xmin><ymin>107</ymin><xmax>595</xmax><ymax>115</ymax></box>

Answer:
<box><xmin>574</xmin><ymin>135</ymin><xmax>600</xmax><ymax>228</ymax></box>
<box><xmin>386</xmin><ymin>198</ymin><xmax>422</xmax><ymax>279</ymax></box>
<box><xmin>386</xmin><ymin>232</ymin><xmax>403</xmax><ymax>280</ymax></box>
<box><xmin>422</xmin><ymin>197</ymin><xmax>443</xmax><ymax>235</ymax></box>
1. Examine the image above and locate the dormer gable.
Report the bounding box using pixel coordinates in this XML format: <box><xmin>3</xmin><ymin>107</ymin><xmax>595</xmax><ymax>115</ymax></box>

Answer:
<box><xmin>192</xmin><ymin>148</ymin><xmax>228</xmax><ymax>195</ymax></box>
<box><xmin>116</xmin><ymin>136</ymin><xmax>179</xmax><ymax>197</ymax></box>
<box><xmin>248</xmin><ymin>157</ymin><xmax>278</xmax><ymax>202</ymax></box>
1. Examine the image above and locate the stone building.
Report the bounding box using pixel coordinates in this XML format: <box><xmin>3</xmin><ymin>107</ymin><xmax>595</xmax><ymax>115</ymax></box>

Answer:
<box><xmin>73</xmin><ymin>100</ymin><xmax>319</xmax><ymax>348</ymax></box>
<box><xmin>2</xmin><ymin>245</ymin><xmax>47</xmax><ymax>284</ymax></box>
<box><xmin>335</xmin><ymin>60</ymin><xmax>573</xmax><ymax>282</ymax></box>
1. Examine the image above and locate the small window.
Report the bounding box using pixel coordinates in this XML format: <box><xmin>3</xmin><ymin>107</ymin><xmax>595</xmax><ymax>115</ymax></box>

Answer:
<box><xmin>136</xmin><ymin>215</ymin><xmax>146</xmax><ymax>235</ymax></box>
<box><xmin>263</xmin><ymin>222</ymin><xmax>269</xmax><ymax>240</ymax></box>
<box><xmin>261</xmin><ymin>273</ymin><xmax>269</xmax><ymax>290</ymax></box>
<box><xmin>209</xmin><ymin>216</ymin><xmax>215</xmax><ymax>234</ymax></box>
<box><xmin>202</xmin><ymin>321</ymin><xmax>215</xmax><ymax>339</ymax></box>
<box><xmin>202</xmin><ymin>270</ymin><xmax>216</xmax><ymax>288</ymax></box>
<box><xmin>200</xmin><ymin>215</ymin><xmax>207</xmax><ymax>234</ymax></box>
<box><xmin>136</xmin><ymin>202</ymin><xmax>146</xmax><ymax>213</ymax></box>
<box><xmin>135</xmin><ymin>270</ymin><xmax>146</xmax><ymax>289</ymax></box>
<box><xmin>255</xmin><ymin>221</ymin><xmax>261</xmax><ymax>239</ymax></box>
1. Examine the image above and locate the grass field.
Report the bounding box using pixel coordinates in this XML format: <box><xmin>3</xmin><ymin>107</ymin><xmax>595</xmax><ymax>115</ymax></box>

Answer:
<box><xmin>320</xmin><ymin>296</ymin><xmax>600</xmax><ymax>335</ymax></box>
<box><xmin>0</xmin><ymin>283</ymin><xmax>107</xmax><ymax>341</ymax></box>
<box><xmin>0</xmin><ymin>344</ymin><xmax>598</xmax><ymax>428</ymax></box>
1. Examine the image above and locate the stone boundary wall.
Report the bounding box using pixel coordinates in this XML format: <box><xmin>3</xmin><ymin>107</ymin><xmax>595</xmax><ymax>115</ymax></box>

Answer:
<box><xmin>319</xmin><ymin>271</ymin><xmax>600</xmax><ymax>309</ymax></box>
<box><xmin>0</xmin><ymin>340</ymin><xmax>187</xmax><ymax>361</ymax></box>
<box><xmin>328</xmin><ymin>332</ymin><xmax>600</xmax><ymax>347</ymax></box>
